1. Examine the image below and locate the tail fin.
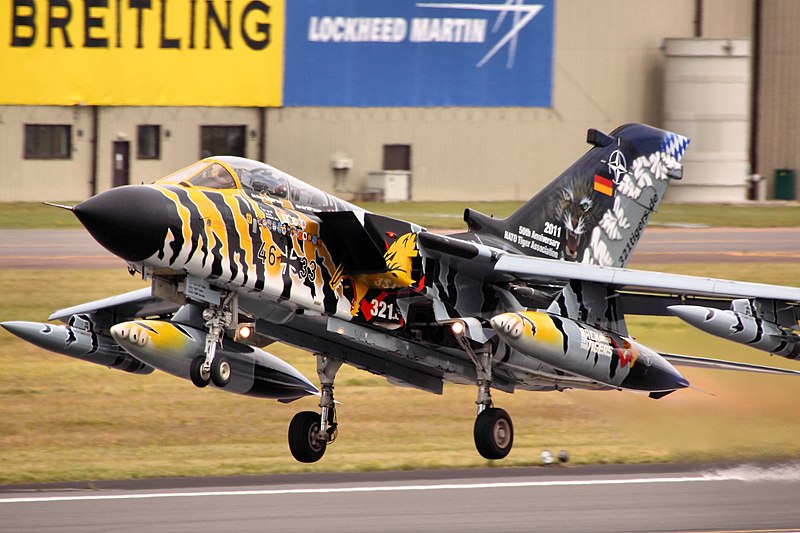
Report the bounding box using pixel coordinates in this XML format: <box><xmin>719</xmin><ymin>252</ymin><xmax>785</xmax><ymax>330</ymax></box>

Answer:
<box><xmin>463</xmin><ymin>123</ymin><xmax>689</xmax><ymax>267</ymax></box>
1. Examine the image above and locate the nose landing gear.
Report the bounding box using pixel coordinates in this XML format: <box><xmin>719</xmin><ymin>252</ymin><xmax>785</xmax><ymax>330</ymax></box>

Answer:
<box><xmin>188</xmin><ymin>293</ymin><xmax>236</xmax><ymax>389</ymax></box>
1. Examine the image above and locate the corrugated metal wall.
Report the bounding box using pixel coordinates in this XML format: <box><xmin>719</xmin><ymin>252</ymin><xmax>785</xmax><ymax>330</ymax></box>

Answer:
<box><xmin>701</xmin><ymin>0</ymin><xmax>753</xmax><ymax>38</ymax></box>
<box><xmin>755</xmin><ymin>0</ymin><xmax>800</xmax><ymax>198</ymax></box>
<box><xmin>2</xmin><ymin>1</ymin><xmax>767</xmax><ymax>203</ymax></box>
<box><xmin>266</xmin><ymin>0</ymin><xmax>698</xmax><ymax>202</ymax></box>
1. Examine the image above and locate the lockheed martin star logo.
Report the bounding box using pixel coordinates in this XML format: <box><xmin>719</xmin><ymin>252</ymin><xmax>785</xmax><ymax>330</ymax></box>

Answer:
<box><xmin>417</xmin><ymin>1</ymin><xmax>544</xmax><ymax>68</ymax></box>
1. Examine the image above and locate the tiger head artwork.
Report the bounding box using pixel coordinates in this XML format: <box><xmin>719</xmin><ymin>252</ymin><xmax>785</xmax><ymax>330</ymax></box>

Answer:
<box><xmin>555</xmin><ymin>181</ymin><xmax>596</xmax><ymax>261</ymax></box>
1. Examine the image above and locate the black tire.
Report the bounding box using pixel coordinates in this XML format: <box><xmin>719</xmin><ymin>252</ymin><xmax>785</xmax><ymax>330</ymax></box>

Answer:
<box><xmin>474</xmin><ymin>407</ymin><xmax>514</xmax><ymax>460</ymax></box>
<box><xmin>211</xmin><ymin>356</ymin><xmax>232</xmax><ymax>388</ymax></box>
<box><xmin>288</xmin><ymin>411</ymin><xmax>326</xmax><ymax>463</ymax></box>
<box><xmin>190</xmin><ymin>356</ymin><xmax>210</xmax><ymax>388</ymax></box>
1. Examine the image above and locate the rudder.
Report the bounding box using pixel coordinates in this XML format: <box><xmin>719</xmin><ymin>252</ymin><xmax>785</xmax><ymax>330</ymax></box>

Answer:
<box><xmin>464</xmin><ymin>123</ymin><xmax>689</xmax><ymax>267</ymax></box>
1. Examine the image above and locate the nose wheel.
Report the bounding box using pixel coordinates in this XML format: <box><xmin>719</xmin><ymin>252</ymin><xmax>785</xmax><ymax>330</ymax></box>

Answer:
<box><xmin>189</xmin><ymin>354</ymin><xmax>232</xmax><ymax>388</ymax></box>
<box><xmin>210</xmin><ymin>356</ymin><xmax>232</xmax><ymax>387</ymax></box>
<box><xmin>189</xmin><ymin>293</ymin><xmax>236</xmax><ymax>389</ymax></box>
<box><xmin>190</xmin><ymin>355</ymin><xmax>210</xmax><ymax>388</ymax></box>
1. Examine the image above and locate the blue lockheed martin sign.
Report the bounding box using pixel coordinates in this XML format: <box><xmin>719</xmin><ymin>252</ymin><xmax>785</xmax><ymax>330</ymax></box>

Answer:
<box><xmin>284</xmin><ymin>0</ymin><xmax>555</xmax><ymax>107</ymax></box>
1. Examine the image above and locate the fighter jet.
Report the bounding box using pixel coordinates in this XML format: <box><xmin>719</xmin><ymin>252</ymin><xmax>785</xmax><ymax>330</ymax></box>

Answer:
<box><xmin>4</xmin><ymin>123</ymin><xmax>800</xmax><ymax>463</ymax></box>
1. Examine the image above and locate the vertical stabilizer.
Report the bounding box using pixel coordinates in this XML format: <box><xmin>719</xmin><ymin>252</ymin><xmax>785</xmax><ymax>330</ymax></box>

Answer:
<box><xmin>463</xmin><ymin>123</ymin><xmax>689</xmax><ymax>267</ymax></box>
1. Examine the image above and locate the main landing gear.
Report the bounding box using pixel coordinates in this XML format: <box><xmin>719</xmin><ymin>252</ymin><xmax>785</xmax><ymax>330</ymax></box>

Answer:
<box><xmin>284</xmin><ymin>334</ymin><xmax>514</xmax><ymax>462</ymax></box>
<box><xmin>190</xmin><ymin>293</ymin><xmax>235</xmax><ymax>389</ymax></box>
<box><xmin>288</xmin><ymin>354</ymin><xmax>341</xmax><ymax>463</ymax></box>
<box><xmin>455</xmin><ymin>326</ymin><xmax>514</xmax><ymax>460</ymax></box>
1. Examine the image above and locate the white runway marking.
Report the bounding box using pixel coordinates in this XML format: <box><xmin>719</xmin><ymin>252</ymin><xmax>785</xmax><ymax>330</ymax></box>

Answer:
<box><xmin>0</xmin><ymin>475</ymin><xmax>729</xmax><ymax>504</ymax></box>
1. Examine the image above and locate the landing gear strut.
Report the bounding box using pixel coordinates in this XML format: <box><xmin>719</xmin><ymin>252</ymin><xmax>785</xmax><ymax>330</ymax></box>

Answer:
<box><xmin>288</xmin><ymin>354</ymin><xmax>342</xmax><ymax>463</ymax></box>
<box><xmin>455</xmin><ymin>326</ymin><xmax>514</xmax><ymax>460</ymax></box>
<box><xmin>189</xmin><ymin>293</ymin><xmax>235</xmax><ymax>389</ymax></box>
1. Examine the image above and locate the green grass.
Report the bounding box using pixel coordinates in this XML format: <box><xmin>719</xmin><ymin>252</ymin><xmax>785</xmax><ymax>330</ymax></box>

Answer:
<box><xmin>355</xmin><ymin>201</ymin><xmax>522</xmax><ymax>229</ymax></box>
<box><xmin>2</xmin><ymin>264</ymin><xmax>800</xmax><ymax>484</ymax></box>
<box><xmin>0</xmin><ymin>202</ymin><xmax>80</xmax><ymax>229</ymax></box>
<box><xmin>651</xmin><ymin>203</ymin><xmax>800</xmax><ymax>228</ymax></box>
<box><xmin>357</xmin><ymin>201</ymin><xmax>800</xmax><ymax>229</ymax></box>
<box><xmin>0</xmin><ymin>201</ymin><xmax>797</xmax><ymax>229</ymax></box>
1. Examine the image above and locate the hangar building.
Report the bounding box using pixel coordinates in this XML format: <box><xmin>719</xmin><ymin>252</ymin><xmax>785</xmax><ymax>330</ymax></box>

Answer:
<box><xmin>0</xmin><ymin>1</ymin><xmax>796</xmax><ymax>203</ymax></box>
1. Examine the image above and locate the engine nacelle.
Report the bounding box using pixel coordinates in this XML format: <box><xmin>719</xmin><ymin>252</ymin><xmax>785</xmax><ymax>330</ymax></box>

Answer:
<box><xmin>669</xmin><ymin>304</ymin><xmax>800</xmax><ymax>359</ymax></box>
<box><xmin>490</xmin><ymin>311</ymin><xmax>688</xmax><ymax>393</ymax></box>
<box><xmin>110</xmin><ymin>319</ymin><xmax>317</xmax><ymax>400</ymax></box>
<box><xmin>1</xmin><ymin>321</ymin><xmax>153</xmax><ymax>374</ymax></box>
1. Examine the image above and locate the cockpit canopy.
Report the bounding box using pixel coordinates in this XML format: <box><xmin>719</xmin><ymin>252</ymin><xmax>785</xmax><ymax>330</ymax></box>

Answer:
<box><xmin>156</xmin><ymin>156</ymin><xmax>355</xmax><ymax>211</ymax></box>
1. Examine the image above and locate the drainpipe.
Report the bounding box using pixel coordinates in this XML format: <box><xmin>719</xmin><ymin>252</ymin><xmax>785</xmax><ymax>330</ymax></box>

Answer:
<box><xmin>90</xmin><ymin>105</ymin><xmax>99</xmax><ymax>197</ymax></box>
<box><xmin>258</xmin><ymin>107</ymin><xmax>267</xmax><ymax>162</ymax></box>
<box><xmin>693</xmin><ymin>0</ymin><xmax>703</xmax><ymax>37</ymax></box>
<box><xmin>749</xmin><ymin>0</ymin><xmax>762</xmax><ymax>177</ymax></box>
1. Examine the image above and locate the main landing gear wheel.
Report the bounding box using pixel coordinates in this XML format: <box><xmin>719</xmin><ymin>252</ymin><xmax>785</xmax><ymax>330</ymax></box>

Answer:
<box><xmin>190</xmin><ymin>355</ymin><xmax>210</xmax><ymax>388</ymax></box>
<box><xmin>211</xmin><ymin>356</ymin><xmax>231</xmax><ymax>388</ymax></box>
<box><xmin>474</xmin><ymin>407</ymin><xmax>514</xmax><ymax>460</ymax></box>
<box><xmin>288</xmin><ymin>411</ymin><xmax>327</xmax><ymax>463</ymax></box>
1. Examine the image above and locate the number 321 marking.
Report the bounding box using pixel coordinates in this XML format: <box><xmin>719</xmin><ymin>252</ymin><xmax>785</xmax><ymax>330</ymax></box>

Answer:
<box><xmin>370</xmin><ymin>299</ymin><xmax>398</xmax><ymax>321</ymax></box>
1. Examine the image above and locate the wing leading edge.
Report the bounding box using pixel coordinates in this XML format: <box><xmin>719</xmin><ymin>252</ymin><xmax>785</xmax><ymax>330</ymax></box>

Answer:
<box><xmin>661</xmin><ymin>353</ymin><xmax>800</xmax><ymax>376</ymax></box>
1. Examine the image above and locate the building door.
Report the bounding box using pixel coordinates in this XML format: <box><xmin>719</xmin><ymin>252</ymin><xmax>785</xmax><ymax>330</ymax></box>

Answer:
<box><xmin>382</xmin><ymin>144</ymin><xmax>412</xmax><ymax>201</ymax></box>
<box><xmin>112</xmin><ymin>141</ymin><xmax>130</xmax><ymax>188</ymax></box>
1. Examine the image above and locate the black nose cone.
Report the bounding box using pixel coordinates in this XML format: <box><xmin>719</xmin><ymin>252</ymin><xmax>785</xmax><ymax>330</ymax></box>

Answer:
<box><xmin>74</xmin><ymin>186</ymin><xmax>168</xmax><ymax>263</ymax></box>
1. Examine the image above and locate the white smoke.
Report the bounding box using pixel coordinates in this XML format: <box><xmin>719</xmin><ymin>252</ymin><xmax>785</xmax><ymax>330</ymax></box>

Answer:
<box><xmin>703</xmin><ymin>462</ymin><xmax>800</xmax><ymax>482</ymax></box>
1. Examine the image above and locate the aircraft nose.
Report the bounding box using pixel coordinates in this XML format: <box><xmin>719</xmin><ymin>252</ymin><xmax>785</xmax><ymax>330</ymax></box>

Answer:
<box><xmin>73</xmin><ymin>186</ymin><xmax>168</xmax><ymax>263</ymax></box>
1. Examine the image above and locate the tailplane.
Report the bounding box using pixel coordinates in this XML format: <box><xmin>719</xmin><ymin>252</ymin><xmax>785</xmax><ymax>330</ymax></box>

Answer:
<box><xmin>463</xmin><ymin>123</ymin><xmax>689</xmax><ymax>267</ymax></box>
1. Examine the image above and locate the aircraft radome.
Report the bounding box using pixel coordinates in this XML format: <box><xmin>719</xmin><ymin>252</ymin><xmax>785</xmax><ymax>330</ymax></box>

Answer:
<box><xmin>5</xmin><ymin>123</ymin><xmax>800</xmax><ymax>463</ymax></box>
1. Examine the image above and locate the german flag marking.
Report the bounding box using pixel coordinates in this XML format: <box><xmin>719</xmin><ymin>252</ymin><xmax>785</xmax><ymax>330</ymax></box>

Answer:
<box><xmin>594</xmin><ymin>175</ymin><xmax>613</xmax><ymax>196</ymax></box>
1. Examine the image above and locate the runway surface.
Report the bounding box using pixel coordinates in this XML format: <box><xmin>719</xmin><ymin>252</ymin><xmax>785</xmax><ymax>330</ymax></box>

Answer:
<box><xmin>2</xmin><ymin>463</ymin><xmax>800</xmax><ymax>532</ymax></box>
<box><xmin>0</xmin><ymin>229</ymin><xmax>124</xmax><ymax>269</ymax></box>
<box><xmin>2</xmin><ymin>227</ymin><xmax>799</xmax><ymax>531</ymax></box>
<box><xmin>629</xmin><ymin>226</ymin><xmax>800</xmax><ymax>264</ymax></box>
<box><xmin>1</xmin><ymin>227</ymin><xmax>799</xmax><ymax>269</ymax></box>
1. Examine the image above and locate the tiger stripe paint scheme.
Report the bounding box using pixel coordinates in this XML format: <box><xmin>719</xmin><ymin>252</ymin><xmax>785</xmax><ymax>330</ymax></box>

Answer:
<box><xmin>110</xmin><ymin>318</ymin><xmax>317</xmax><ymax>400</ymax></box>
<box><xmin>490</xmin><ymin>310</ymin><xmax>685</xmax><ymax>392</ymax></box>
<box><xmin>144</xmin><ymin>163</ymin><xmax>422</xmax><ymax>327</ymax></box>
<box><xmin>11</xmin><ymin>123</ymin><xmax>800</xmax><ymax>464</ymax></box>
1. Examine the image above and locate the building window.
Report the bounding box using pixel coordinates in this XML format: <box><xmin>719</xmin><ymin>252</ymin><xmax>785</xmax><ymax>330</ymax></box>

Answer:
<box><xmin>24</xmin><ymin>125</ymin><xmax>71</xmax><ymax>159</ymax></box>
<box><xmin>200</xmin><ymin>125</ymin><xmax>246</xmax><ymax>158</ymax></box>
<box><xmin>137</xmin><ymin>125</ymin><xmax>161</xmax><ymax>160</ymax></box>
<box><xmin>383</xmin><ymin>144</ymin><xmax>411</xmax><ymax>170</ymax></box>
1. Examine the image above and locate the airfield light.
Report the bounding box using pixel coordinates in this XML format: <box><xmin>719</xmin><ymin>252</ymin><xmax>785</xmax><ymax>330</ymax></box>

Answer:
<box><xmin>451</xmin><ymin>321</ymin><xmax>465</xmax><ymax>336</ymax></box>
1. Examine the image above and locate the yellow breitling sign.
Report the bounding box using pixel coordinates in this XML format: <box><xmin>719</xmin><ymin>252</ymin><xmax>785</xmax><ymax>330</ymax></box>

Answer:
<box><xmin>1</xmin><ymin>0</ymin><xmax>284</xmax><ymax>106</ymax></box>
